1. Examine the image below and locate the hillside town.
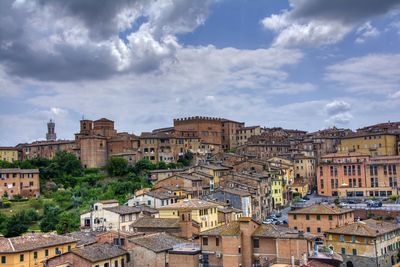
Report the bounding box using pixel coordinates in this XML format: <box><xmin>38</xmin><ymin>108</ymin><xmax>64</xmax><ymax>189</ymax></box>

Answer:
<box><xmin>1</xmin><ymin>117</ymin><xmax>400</xmax><ymax>267</ymax></box>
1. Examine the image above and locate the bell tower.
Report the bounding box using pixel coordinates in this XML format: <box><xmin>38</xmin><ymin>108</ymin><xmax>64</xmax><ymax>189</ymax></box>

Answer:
<box><xmin>46</xmin><ymin>119</ymin><xmax>57</xmax><ymax>141</ymax></box>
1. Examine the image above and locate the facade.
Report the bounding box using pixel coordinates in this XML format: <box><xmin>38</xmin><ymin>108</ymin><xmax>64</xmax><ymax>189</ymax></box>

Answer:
<box><xmin>0</xmin><ymin>233</ymin><xmax>77</xmax><ymax>267</ymax></box>
<box><xmin>220</xmin><ymin>172</ymin><xmax>272</xmax><ymax>221</ymax></box>
<box><xmin>80</xmin><ymin>200</ymin><xmax>146</xmax><ymax>232</ymax></box>
<box><xmin>154</xmin><ymin>173</ymin><xmax>207</xmax><ymax>197</ymax></box>
<box><xmin>208</xmin><ymin>187</ymin><xmax>252</xmax><ymax>217</ymax></box>
<box><xmin>288</xmin><ymin>204</ymin><xmax>354</xmax><ymax>235</ymax></box>
<box><xmin>158</xmin><ymin>198</ymin><xmax>219</xmax><ymax>232</ymax></box>
<box><xmin>127</xmin><ymin>188</ymin><xmax>181</xmax><ymax>209</ymax></box>
<box><xmin>337</xmin><ymin>132</ymin><xmax>398</xmax><ymax>157</ymax></box>
<box><xmin>199</xmin><ymin>217</ymin><xmax>322</xmax><ymax>267</ymax></box>
<box><xmin>325</xmin><ymin>219</ymin><xmax>400</xmax><ymax>267</ymax></box>
<box><xmin>318</xmin><ymin>153</ymin><xmax>399</xmax><ymax>197</ymax></box>
<box><xmin>236</xmin><ymin>126</ymin><xmax>263</xmax><ymax>147</ymax></box>
<box><xmin>189</xmin><ymin>164</ymin><xmax>231</xmax><ymax>189</ymax></box>
<box><xmin>0</xmin><ymin>168</ymin><xmax>40</xmax><ymax>198</ymax></box>
<box><xmin>19</xmin><ymin>140</ymin><xmax>78</xmax><ymax>161</ymax></box>
<box><xmin>46</xmin><ymin>243</ymin><xmax>128</xmax><ymax>267</ymax></box>
<box><xmin>0</xmin><ymin>147</ymin><xmax>19</xmax><ymax>162</ymax></box>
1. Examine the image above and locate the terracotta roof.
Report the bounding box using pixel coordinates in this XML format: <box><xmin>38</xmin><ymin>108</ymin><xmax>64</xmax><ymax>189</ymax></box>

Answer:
<box><xmin>218</xmin><ymin>207</ymin><xmax>242</xmax><ymax>214</ymax></box>
<box><xmin>97</xmin><ymin>199</ymin><xmax>119</xmax><ymax>204</ymax></box>
<box><xmin>325</xmin><ymin>219</ymin><xmax>400</xmax><ymax>237</ymax></box>
<box><xmin>104</xmin><ymin>205</ymin><xmax>141</xmax><ymax>215</ymax></box>
<box><xmin>71</xmin><ymin>243</ymin><xmax>126</xmax><ymax>262</ymax></box>
<box><xmin>198</xmin><ymin>164</ymin><xmax>231</xmax><ymax>171</ymax></box>
<box><xmin>0</xmin><ymin>233</ymin><xmax>77</xmax><ymax>253</ymax></box>
<box><xmin>252</xmin><ymin>224</ymin><xmax>316</xmax><ymax>240</ymax></box>
<box><xmin>0</xmin><ymin>147</ymin><xmax>18</xmax><ymax>150</ymax></box>
<box><xmin>158</xmin><ymin>199</ymin><xmax>218</xmax><ymax>210</ymax></box>
<box><xmin>200</xmin><ymin>221</ymin><xmax>241</xmax><ymax>236</ymax></box>
<box><xmin>145</xmin><ymin>189</ymin><xmax>176</xmax><ymax>200</ymax></box>
<box><xmin>131</xmin><ymin>217</ymin><xmax>180</xmax><ymax>229</ymax></box>
<box><xmin>288</xmin><ymin>204</ymin><xmax>353</xmax><ymax>215</ymax></box>
<box><xmin>218</xmin><ymin>187</ymin><xmax>251</xmax><ymax>197</ymax></box>
<box><xmin>129</xmin><ymin>232</ymin><xmax>189</xmax><ymax>253</ymax></box>
<box><xmin>64</xmin><ymin>231</ymin><xmax>97</xmax><ymax>247</ymax></box>
<box><xmin>0</xmin><ymin>168</ymin><xmax>39</xmax><ymax>173</ymax></box>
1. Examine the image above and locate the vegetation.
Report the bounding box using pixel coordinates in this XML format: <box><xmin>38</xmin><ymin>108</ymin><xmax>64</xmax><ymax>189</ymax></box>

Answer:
<box><xmin>0</xmin><ymin>151</ymin><xmax>165</xmax><ymax>237</ymax></box>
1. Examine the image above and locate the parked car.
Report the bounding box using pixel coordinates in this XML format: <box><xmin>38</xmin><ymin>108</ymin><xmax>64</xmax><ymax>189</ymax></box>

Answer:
<box><xmin>367</xmin><ymin>200</ymin><xmax>382</xmax><ymax>207</ymax></box>
<box><xmin>262</xmin><ymin>219</ymin><xmax>274</xmax><ymax>224</ymax></box>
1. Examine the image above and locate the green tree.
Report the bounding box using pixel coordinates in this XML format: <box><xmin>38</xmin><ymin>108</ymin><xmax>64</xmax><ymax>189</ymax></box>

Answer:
<box><xmin>40</xmin><ymin>203</ymin><xmax>60</xmax><ymax>232</ymax></box>
<box><xmin>105</xmin><ymin>157</ymin><xmax>129</xmax><ymax>176</ymax></box>
<box><xmin>177</xmin><ymin>151</ymin><xmax>194</xmax><ymax>166</ymax></box>
<box><xmin>0</xmin><ymin>213</ymin><xmax>8</xmax><ymax>235</ymax></box>
<box><xmin>3</xmin><ymin>211</ymin><xmax>30</xmax><ymax>237</ymax></box>
<box><xmin>56</xmin><ymin>211</ymin><xmax>80</xmax><ymax>234</ymax></box>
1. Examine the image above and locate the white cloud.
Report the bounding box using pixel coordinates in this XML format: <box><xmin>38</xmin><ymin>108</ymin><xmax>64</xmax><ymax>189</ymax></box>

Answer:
<box><xmin>355</xmin><ymin>22</ymin><xmax>380</xmax><ymax>43</ymax></box>
<box><xmin>324</xmin><ymin>100</ymin><xmax>353</xmax><ymax>125</ymax></box>
<box><xmin>325</xmin><ymin>54</ymin><xmax>400</xmax><ymax>94</ymax></box>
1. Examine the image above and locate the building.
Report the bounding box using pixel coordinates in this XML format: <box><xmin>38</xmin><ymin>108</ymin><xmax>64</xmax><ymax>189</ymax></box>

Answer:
<box><xmin>221</xmin><ymin>119</ymin><xmax>245</xmax><ymax>150</ymax></box>
<box><xmin>288</xmin><ymin>204</ymin><xmax>354</xmax><ymax>235</ymax></box>
<box><xmin>127</xmin><ymin>188</ymin><xmax>181</xmax><ymax>209</ymax></box>
<box><xmin>0</xmin><ymin>147</ymin><xmax>19</xmax><ymax>162</ymax></box>
<box><xmin>189</xmin><ymin>163</ymin><xmax>231</xmax><ymax>189</ymax></box>
<box><xmin>80</xmin><ymin>200</ymin><xmax>146</xmax><ymax>232</ymax></box>
<box><xmin>199</xmin><ymin>217</ymin><xmax>338</xmax><ymax>267</ymax></box>
<box><xmin>154</xmin><ymin>173</ymin><xmax>208</xmax><ymax>197</ymax></box>
<box><xmin>158</xmin><ymin>198</ymin><xmax>220</xmax><ymax>232</ymax></box>
<box><xmin>236</xmin><ymin>126</ymin><xmax>263</xmax><ymax>147</ymax></box>
<box><xmin>19</xmin><ymin>140</ymin><xmax>78</xmax><ymax>161</ymax></box>
<box><xmin>0</xmin><ymin>168</ymin><xmax>40</xmax><ymax>198</ymax></box>
<box><xmin>0</xmin><ymin>233</ymin><xmax>77</xmax><ymax>267</ymax></box>
<box><xmin>325</xmin><ymin>219</ymin><xmax>400</xmax><ymax>267</ymax></box>
<box><xmin>149</xmin><ymin>168</ymin><xmax>186</xmax><ymax>183</ymax></box>
<box><xmin>46</xmin><ymin>119</ymin><xmax>57</xmax><ymax>141</ymax></box>
<box><xmin>128</xmin><ymin>232</ymin><xmax>201</xmax><ymax>267</ymax></box>
<box><xmin>46</xmin><ymin>243</ymin><xmax>129</xmax><ymax>267</ymax></box>
<box><xmin>337</xmin><ymin>132</ymin><xmax>398</xmax><ymax>157</ymax></box>
<box><xmin>208</xmin><ymin>187</ymin><xmax>252</xmax><ymax>217</ymax></box>
<box><xmin>318</xmin><ymin>153</ymin><xmax>399</xmax><ymax>198</ymax></box>
<box><xmin>220</xmin><ymin>172</ymin><xmax>272</xmax><ymax>221</ymax></box>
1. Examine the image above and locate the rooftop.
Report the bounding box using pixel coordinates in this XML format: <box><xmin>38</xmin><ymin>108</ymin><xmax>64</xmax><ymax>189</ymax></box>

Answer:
<box><xmin>97</xmin><ymin>199</ymin><xmax>119</xmax><ymax>204</ymax></box>
<box><xmin>104</xmin><ymin>205</ymin><xmax>141</xmax><ymax>215</ymax></box>
<box><xmin>199</xmin><ymin>221</ymin><xmax>241</xmax><ymax>236</ymax></box>
<box><xmin>288</xmin><ymin>204</ymin><xmax>353</xmax><ymax>215</ymax></box>
<box><xmin>158</xmin><ymin>198</ymin><xmax>218</xmax><ymax>210</ymax></box>
<box><xmin>0</xmin><ymin>168</ymin><xmax>39</xmax><ymax>173</ymax></box>
<box><xmin>131</xmin><ymin>217</ymin><xmax>180</xmax><ymax>229</ymax></box>
<box><xmin>63</xmin><ymin>231</ymin><xmax>97</xmax><ymax>247</ymax></box>
<box><xmin>0</xmin><ymin>233</ymin><xmax>77</xmax><ymax>253</ymax></box>
<box><xmin>71</xmin><ymin>243</ymin><xmax>127</xmax><ymax>262</ymax></box>
<box><xmin>129</xmin><ymin>232</ymin><xmax>190</xmax><ymax>253</ymax></box>
<box><xmin>325</xmin><ymin>219</ymin><xmax>400</xmax><ymax>237</ymax></box>
<box><xmin>252</xmin><ymin>224</ymin><xmax>316</xmax><ymax>240</ymax></box>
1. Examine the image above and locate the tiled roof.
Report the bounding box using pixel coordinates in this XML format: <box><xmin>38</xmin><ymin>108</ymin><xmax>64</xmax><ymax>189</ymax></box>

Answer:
<box><xmin>325</xmin><ymin>219</ymin><xmax>400</xmax><ymax>237</ymax></box>
<box><xmin>158</xmin><ymin>199</ymin><xmax>218</xmax><ymax>210</ymax></box>
<box><xmin>0</xmin><ymin>168</ymin><xmax>39</xmax><ymax>173</ymax></box>
<box><xmin>288</xmin><ymin>204</ymin><xmax>353</xmax><ymax>215</ymax></box>
<box><xmin>131</xmin><ymin>217</ymin><xmax>180</xmax><ymax>229</ymax></box>
<box><xmin>199</xmin><ymin>221</ymin><xmax>241</xmax><ymax>236</ymax></box>
<box><xmin>0</xmin><ymin>233</ymin><xmax>77</xmax><ymax>253</ymax></box>
<box><xmin>64</xmin><ymin>231</ymin><xmax>97</xmax><ymax>247</ymax></box>
<box><xmin>198</xmin><ymin>164</ymin><xmax>231</xmax><ymax>170</ymax></box>
<box><xmin>72</xmin><ymin>243</ymin><xmax>127</xmax><ymax>262</ymax></box>
<box><xmin>97</xmin><ymin>199</ymin><xmax>119</xmax><ymax>204</ymax></box>
<box><xmin>252</xmin><ymin>224</ymin><xmax>316</xmax><ymax>240</ymax></box>
<box><xmin>129</xmin><ymin>232</ymin><xmax>189</xmax><ymax>253</ymax></box>
<box><xmin>218</xmin><ymin>207</ymin><xmax>242</xmax><ymax>214</ymax></box>
<box><xmin>104</xmin><ymin>205</ymin><xmax>141</xmax><ymax>215</ymax></box>
<box><xmin>145</xmin><ymin>189</ymin><xmax>176</xmax><ymax>200</ymax></box>
<box><xmin>219</xmin><ymin>187</ymin><xmax>251</xmax><ymax>197</ymax></box>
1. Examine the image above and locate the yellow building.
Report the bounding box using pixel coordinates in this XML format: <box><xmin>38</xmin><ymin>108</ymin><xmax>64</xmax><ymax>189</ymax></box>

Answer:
<box><xmin>337</xmin><ymin>132</ymin><xmax>398</xmax><ymax>157</ymax></box>
<box><xmin>158</xmin><ymin>198</ymin><xmax>219</xmax><ymax>232</ymax></box>
<box><xmin>0</xmin><ymin>233</ymin><xmax>77</xmax><ymax>267</ymax></box>
<box><xmin>325</xmin><ymin>219</ymin><xmax>400</xmax><ymax>267</ymax></box>
<box><xmin>0</xmin><ymin>147</ymin><xmax>19</xmax><ymax>162</ymax></box>
<box><xmin>191</xmin><ymin>164</ymin><xmax>231</xmax><ymax>189</ymax></box>
<box><xmin>292</xmin><ymin>179</ymin><xmax>309</xmax><ymax>198</ymax></box>
<box><xmin>272</xmin><ymin>179</ymin><xmax>283</xmax><ymax>208</ymax></box>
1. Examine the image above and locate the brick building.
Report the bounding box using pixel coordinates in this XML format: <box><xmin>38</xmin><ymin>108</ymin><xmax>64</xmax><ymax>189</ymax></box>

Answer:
<box><xmin>288</xmin><ymin>204</ymin><xmax>354</xmax><ymax>235</ymax></box>
<box><xmin>0</xmin><ymin>168</ymin><xmax>40</xmax><ymax>198</ymax></box>
<box><xmin>0</xmin><ymin>147</ymin><xmax>19</xmax><ymax>162</ymax></box>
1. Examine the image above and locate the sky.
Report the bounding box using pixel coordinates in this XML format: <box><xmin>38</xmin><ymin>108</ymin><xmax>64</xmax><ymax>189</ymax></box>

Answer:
<box><xmin>0</xmin><ymin>0</ymin><xmax>400</xmax><ymax>145</ymax></box>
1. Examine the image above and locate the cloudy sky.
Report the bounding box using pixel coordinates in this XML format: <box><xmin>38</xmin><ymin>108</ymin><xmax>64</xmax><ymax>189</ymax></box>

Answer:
<box><xmin>1</xmin><ymin>0</ymin><xmax>400</xmax><ymax>145</ymax></box>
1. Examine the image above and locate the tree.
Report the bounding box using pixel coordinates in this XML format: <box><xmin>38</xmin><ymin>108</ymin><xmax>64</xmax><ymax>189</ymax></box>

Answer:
<box><xmin>133</xmin><ymin>159</ymin><xmax>155</xmax><ymax>174</ymax></box>
<box><xmin>177</xmin><ymin>151</ymin><xmax>194</xmax><ymax>166</ymax></box>
<box><xmin>56</xmin><ymin>211</ymin><xmax>80</xmax><ymax>234</ymax></box>
<box><xmin>105</xmin><ymin>157</ymin><xmax>129</xmax><ymax>176</ymax></box>
<box><xmin>3</xmin><ymin>211</ymin><xmax>30</xmax><ymax>237</ymax></box>
<box><xmin>0</xmin><ymin>213</ymin><xmax>7</xmax><ymax>235</ymax></box>
<box><xmin>40</xmin><ymin>203</ymin><xmax>60</xmax><ymax>232</ymax></box>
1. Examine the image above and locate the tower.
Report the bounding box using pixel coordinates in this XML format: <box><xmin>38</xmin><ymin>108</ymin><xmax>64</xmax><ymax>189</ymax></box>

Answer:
<box><xmin>46</xmin><ymin>119</ymin><xmax>57</xmax><ymax>141</ymax></box>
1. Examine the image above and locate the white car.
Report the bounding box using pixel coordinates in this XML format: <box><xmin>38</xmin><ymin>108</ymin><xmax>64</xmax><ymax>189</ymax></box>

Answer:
<box><xmin>262</xmin><ymin>219</ymin><xmax>274</xmax><ymax>224</ymax></box>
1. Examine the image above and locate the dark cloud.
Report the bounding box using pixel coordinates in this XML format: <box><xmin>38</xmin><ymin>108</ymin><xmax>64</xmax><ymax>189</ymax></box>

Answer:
<box><xmin>290</xmin><ymin>0</ymin><xmax>400</xmax><ymax>23</ymax></box>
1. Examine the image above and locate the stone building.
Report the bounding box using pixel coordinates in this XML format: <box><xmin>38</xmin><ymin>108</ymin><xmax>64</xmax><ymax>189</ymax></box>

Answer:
<box><xmin>0</xmin><ymin>168</ymin><xmax>40</xmax><ymax>198</ymax></box>
<box><xmin>288</xmin><ymin>204</ymin><xmax>354</xmax><ymax>236</ymax></box>
<box><xmin>46</xmin><ymin>119</ymin><xmax>57</xmax><ymax>141</ymax></box>
<box><xmin>0</xmin><ymin>147</ymin><xmax>19</xmax><ymax>162</ymax></box>
<box><xmin>325</xmin><ymin>219</ymin><xmax>400</xmax><ymax>267</ymax></box>
<box><xmin>236</xmin><ymin>126</ymin><xmax>263</xmax><ymax>147</ymax></box>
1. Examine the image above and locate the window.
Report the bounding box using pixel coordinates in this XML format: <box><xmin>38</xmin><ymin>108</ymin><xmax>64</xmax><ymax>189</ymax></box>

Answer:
<box><xmin>121</xmin><ymin>259</ymin><xmax>125</xmax><ymax>267</ymax></box>
<box><xmin>317</xmin><ymin>227</ymin><xmax>321</xmax><ymax>233</ymax></box>
<box><xmin>20</xmin><ymin>254</ymin><xmax>24</xmax><ymax>262</ymax></box>
<box><xmin>216</xmin><ymin>237</ymin><xmax>220</xmax><ymax>246</ymax></box>
<box><xmin>1</xmin><ymin>256</ymin><xmax>6</xmax><ymax>264</ymax></box>
<box><xmin>351</xmin><ymin>236</ymin><xmax>356</xmax><ymax>243</ymax></box>
<box><xmin>104</xmin><ymin>263</ymin><xmax>109</xmax><ymax>267</ymax></box>
<box><xmin>341</xmin><ymin>248</ymin><xmax>346</xmax><ymax>254</ymax></box>
<box><xmin>352</xmin><ymin>249</ymin><xmax>357</xmax><ymax>255</ymax></box>
<box><xmin>202</xmin><ymin>237</ymin><xmax>208</xmax><ymax>246</ymax></box>
<box><xmin>340</xmin><ymin>235</ymin><xmax>345</xmax><ymax>242</ymax></box>
<box><xmin>68</xmin><ymin>245</ymin><xmax>71</xmax><ymax>252</ymax></box>
<box><xmin>238</xmin><ymin>247</ymin><xmax>241</xmax><ymax>254</ymax></box>
<box><xmin>45</xmin><ymin>249</ymin><xmax>49</xmax><ymax>257</ymax></box>
<box><xmin>316</xmin><ymin>215</ymin><xmax>321</xmax><ymax>220</ymax></box>
<box><xmin>306</xmin><ymin>227</ymin><xmax>311</xmax><ymax>232</ymax></box>
<box><xmin>253</xmin><ymin>238</ymin><xmax>260</xmax><ymax>249</ymax></box>
<box><xmin>34</xmin><ymin>251</ymin><xmax>38</xmax><ymax>259</ymax></box>
<box><xmin>115</xmin><ymin>260</ymin><xmax>118</xmax><ymax>267</ymax></box>
<box><xmin>365</xmin><ymin>237</ymin><xmax>369</xmax><ymax>244</ymax></box>
<box><xmin>329</xmin><ymin>215</ymin><xmax>333</xmax><ymax>221</ymax></box>
<box><xmin>306</xmin><ymin>215</ymin><xmax>310</xmax><ymax>220</ymax></box>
